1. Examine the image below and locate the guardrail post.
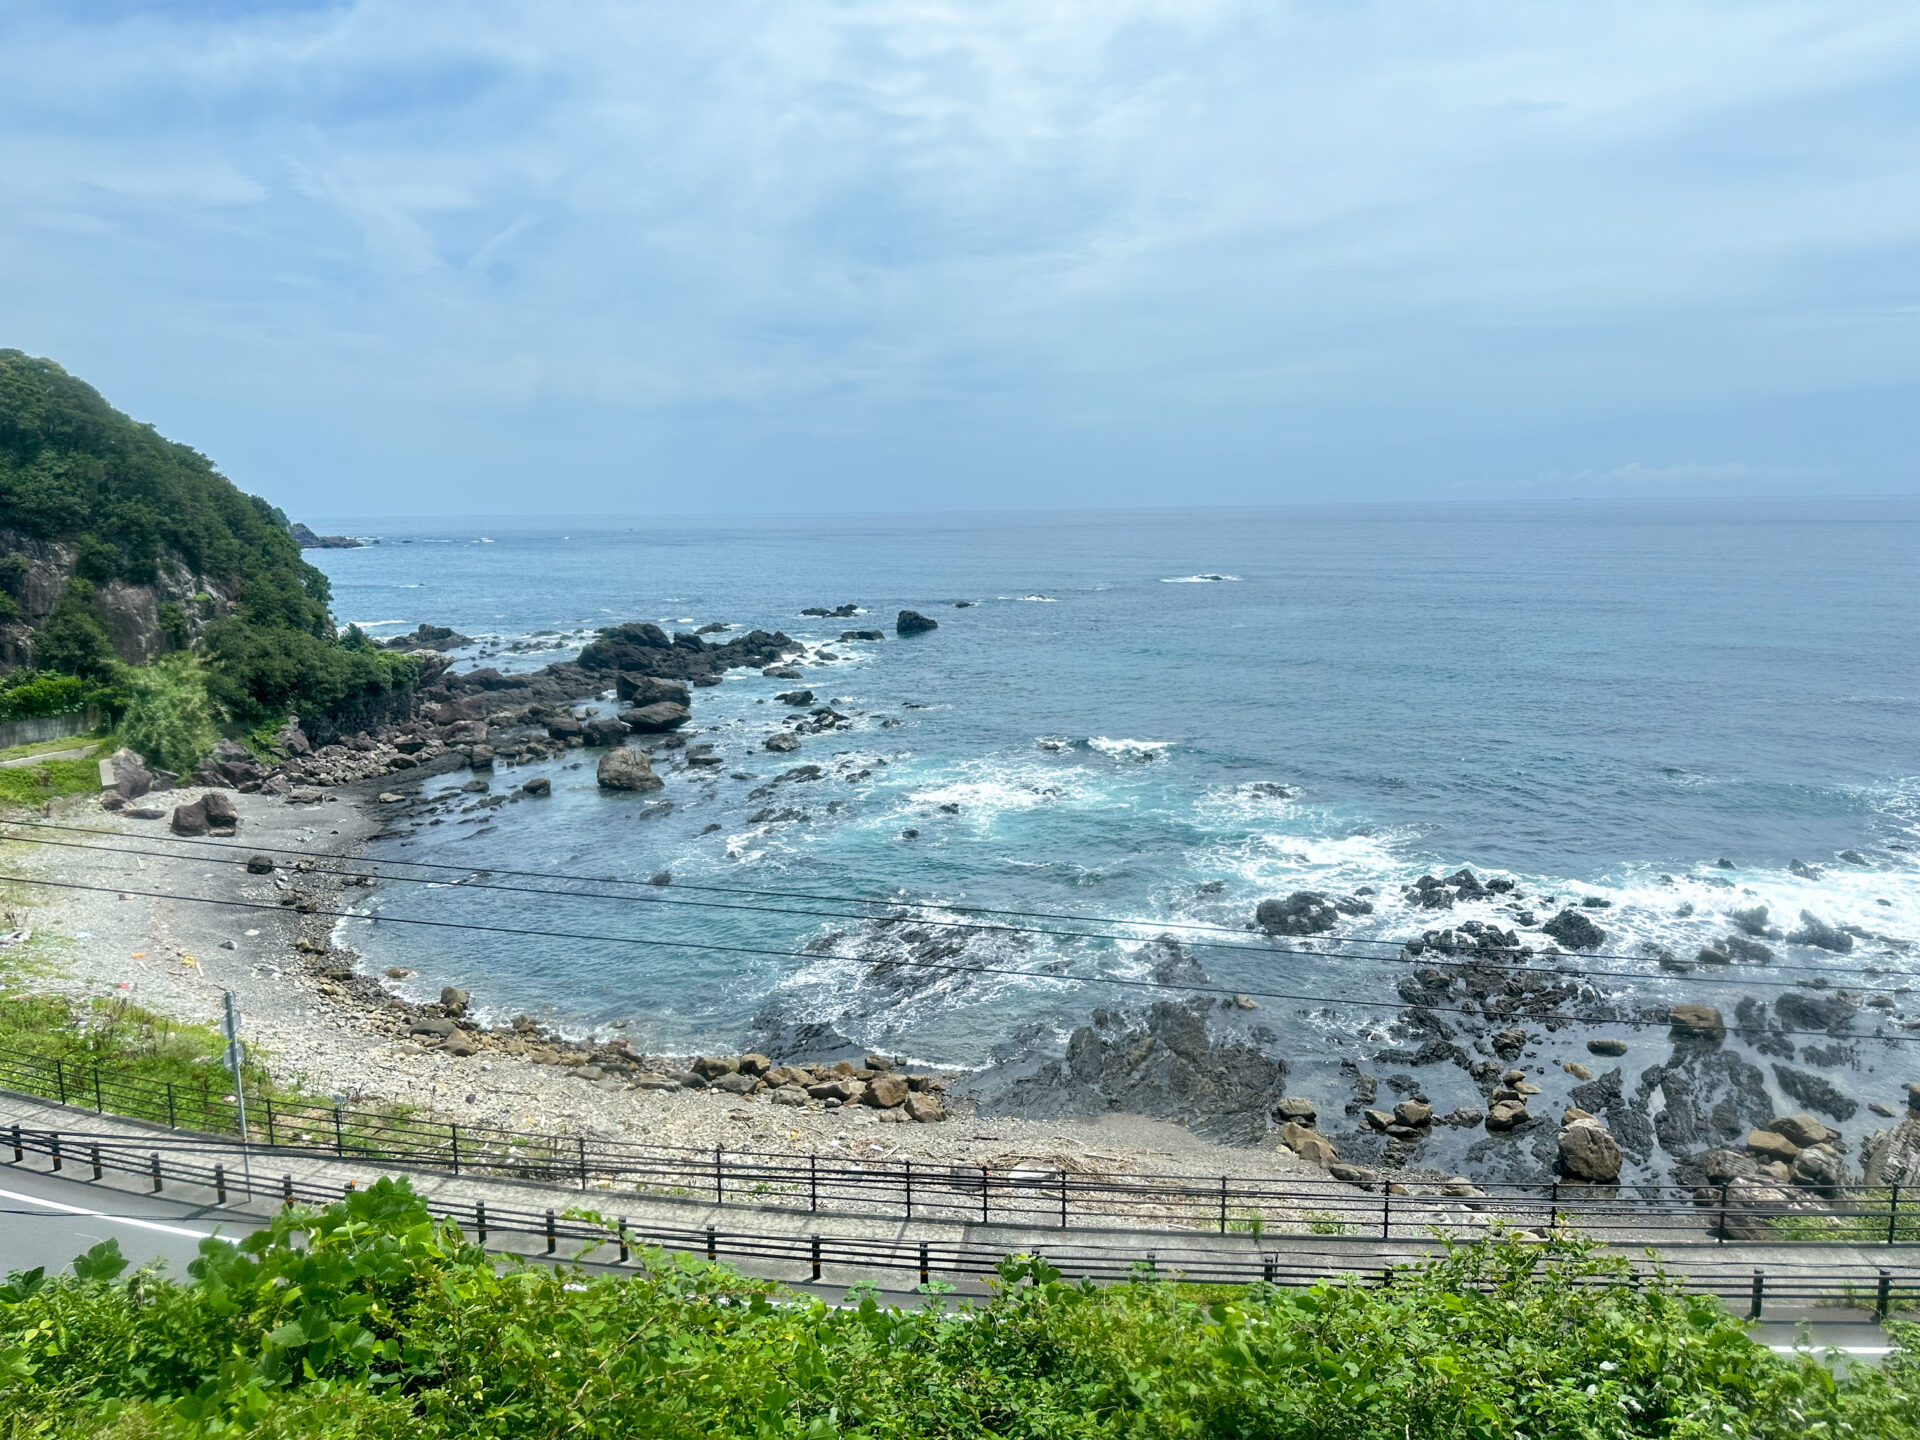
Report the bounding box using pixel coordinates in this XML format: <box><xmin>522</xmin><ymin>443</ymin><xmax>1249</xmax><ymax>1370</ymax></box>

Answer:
<box><xmin>93</xmin><ymin>1065</ymin><xmax>103</xmax><ymax>1113</ymax></box>
<box><xmin>1890</xmin><ymin>1183</ymin><xmax>1901</xmax><ymax>1246</ymax></box>
<box><xmin>617</xmin><ymin>1217</ymin><xmax>629</xmax><ymax>1264</ymax></box>
<box><xmin>1748</xmin><ymin>1268</ymin><xmax>1764</xmax><ymax>1320</ymax></box>
<box><xmin>332</xmin><ymin>1107</ymin><xmax>344</xmax><ymax>1156</ymax></box>
<box><xmin>981</xmin><ymin>1165</ymin><xmax>990</xmax><ymax>1224</ymax></box>
<box><xmin>811</xmin><ymin>1234</ymin><xmax>822</xmax><ymax>1282</ymax></box>
<box><xmin>1219</xmin><ymin>1176</ymin><xmax>1229</xmax><ymax>1234</ymax></box>
<box><xmin>1381</xmin><ymin>1185</ymin><xmax>1391</xmax><ymax>1241</ymax></box>
<box><xmin>264</xmin><ymin>1095</ymin><xmax>275</xmax><ymax>1147</ymax></box>
<box><xmin>215</xmin><ymin>1164</ymin><xmax>227</xmax><ymax>1205</ymax></box>
<box><xmin>905</xmin><ymin>1159</ymin><xmax>913</xmax><ymax>1219</ymax></box>
<box><xmin>545</xmin><ymin>1209</ymin><xmax>556</xmax><ymax>1254</ymax></box>
<box><xmin>1382</xmin><ymin>1263</ymin><xmax>1395</xmax><ymax>1290</ymax></box>
<box><xmin>1263</xmin><ymin>1254</ymin><xmax>1275</xmax><ymax>1285</ymax></box>
<box><xmin>166</xmin><ymin>1083</ymin><xmax>177</xmax><ymax>1130</ymax></box>
<box><xmin>705</xmin><ymin>1225</ymin><xmax>716</xmax><ymax>1262</ymax></box>
<box><xmin>1716</xmin><ymin>1181</ymin><xmax>1729</xmax><ymax>1243</ymax></box>
<box><xmin>713</xmin><ymin>1147</ymin><xmax>722</xmax><ymax>1206</ymax></box>
<box><xmin>450</xmin><ymin>1123</ymin><xmax>460</xmax><ymax>1177</ymax></box>
<box><xmin>49</xmin><ymin>1134</ymin><xmax>60</xmax><ymax>1172</ymax></box>
<box><xmin>10</xmin><ymin>1124</ymin><xmax>19</xmax><ymax>1162</ymax></box>
<box><xmin>1877</xmin><ymin>1270</ymin><xmax>1893</xmax><ymax>1321</ymax></box>
<box><xmin>149</xmin><ymin>1152</ymin><xmax>162</xmax><ymax>1193</ymax></box>
<box><xmin>919</xmin><ymin>1241</ymin><xmax>929</xmax><ymax>1287</ymax></box>
<box><xmin>1549</xmin><ymin>1181</ymin><xmax>1560</xmax><ymax>1230</ymax></box>
<box><xmin>54</xmin><ymin>1057</ymin><xmax>65</xmax><ymax>1106</ymax></box>
<box><xmin>1060</xmin><ymin>1169</ymin><xmax>1068</xmax><ymax>1230</ymax></box>
<box><xmin>90</xmin><ymin>1144</ymin><xmax>101</xmax><ymax>1181</ymax></box>
<box><xmin>282</xmin><ymin>1174</ymin><xmax>293</xmax><ymax>1208</ymax></box>
<box><xmin>578</xmin><ymin>1135</ymin><xmax>588</xmax><ymax>1191</ymax></box>
<box><xmin>810</xmin><ymin>1153</ymin><xmax>818</xmax><ymax>1212</ymax></box>
<box><xmin>476</xmin><ymin>1200</ymin><xmax>487</xmax><ymax>1244</ymax></box>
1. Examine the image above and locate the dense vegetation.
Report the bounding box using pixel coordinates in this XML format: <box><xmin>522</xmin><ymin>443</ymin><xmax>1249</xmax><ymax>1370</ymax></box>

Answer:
<box><xmin>0</xmin><ymin>1180</ymin><xmax>1913</xmax><ymax>1440</ymax></box>
<box><xmin>0</xmin><ymin>351</ymin><xmax>412</xmax><ymax>737</ymax></box>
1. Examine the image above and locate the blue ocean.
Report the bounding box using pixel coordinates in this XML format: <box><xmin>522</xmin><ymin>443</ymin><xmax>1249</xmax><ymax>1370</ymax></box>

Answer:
<box><xmin>305</xmin><ymin>498</ymin><xmax>1920</xmax><ymax>1113</ymax></box>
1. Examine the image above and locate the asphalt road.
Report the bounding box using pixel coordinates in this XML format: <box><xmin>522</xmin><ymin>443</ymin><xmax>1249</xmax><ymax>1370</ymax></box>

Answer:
<box><xmin>0</xmin><ymin>1164</ymin><xmax>269</xmax><ymax>1276</ymax></box>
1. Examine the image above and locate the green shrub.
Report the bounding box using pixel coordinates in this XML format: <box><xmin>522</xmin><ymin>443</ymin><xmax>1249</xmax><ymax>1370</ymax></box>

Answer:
<box><xmin>31</xmin><ymin>579</ymin><xmax>116</xmax><ymax>679</ymax></box>
<box><xmin>1</xmin><ymin>1181</ymin><xmax>1915</xmax><ymax>1439</ymax></box>
<box><xmin>117</xmin><ymin>654</ymin><xmax>220</xmax><ymax>774</ymax></box>
<box><xmin>0</xmin><ymin>670</ymin><xmax>87</xmax><ymax>721</ymax></box>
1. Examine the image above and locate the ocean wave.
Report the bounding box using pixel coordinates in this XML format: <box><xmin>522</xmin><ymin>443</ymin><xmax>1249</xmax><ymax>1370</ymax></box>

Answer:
<box><xmin>1160</xmin><ymin>574</ymin><xmax>1241</xmax><ymax>583</ymax></box>
<box><xmin>1013</xmin><ymin>594</ymin><xmax>1056</xmax><ymax>602</ymax></box>
<box><xmin>346</xmin><ymin>619</ymin><xmax>408</xmax><ymax>629</ymax></box>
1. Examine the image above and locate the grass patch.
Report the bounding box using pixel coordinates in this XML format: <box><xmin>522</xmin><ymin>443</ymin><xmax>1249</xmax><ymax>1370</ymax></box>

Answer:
<box><xmin>0</xmin><ymin>751</ymin><xmax>103</xmax><ymax>809</ymax></box>
<box><xmin>0</xmin><ymin>729</ymin><xmax>110</xmax><ymax>763</ymax></box>
<box><xmin>3</xmin><ymin>1183</ymin><xmax>1918</xmax><ymax>1438</ymax></box>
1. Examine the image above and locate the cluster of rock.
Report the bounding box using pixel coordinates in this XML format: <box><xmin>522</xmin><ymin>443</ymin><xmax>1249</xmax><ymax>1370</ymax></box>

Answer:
<box><xmin>1402</xmin><ymin>869</ymin><xmax>1517</xmax><ymax>910</ymax></box>
<box><xmin>661</xmin><ymin>1053</ymin><xmax>948</xmax><ymax>1122</ymax></box>
<box><xmin>1253</xmin><ymin>889</ymin><xmax>1374</xmax><ymax>935</ymax></box>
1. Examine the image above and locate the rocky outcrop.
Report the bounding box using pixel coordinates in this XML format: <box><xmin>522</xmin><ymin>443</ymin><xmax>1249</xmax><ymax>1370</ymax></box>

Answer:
<box><xmin>595</xmin><ymin>747</ymin><xmax>664</xmax><ymax>792</ymax></box>
<box><xmin>1667</xmin><ymin>1003</ymin><xmax>1726</xmax><ymax>1043</ymax></box>
<box><xmin>1787</xmin><ymin>911</ymin><xmax>1853</xmax><ymax>953</ymax></box>
<box><xmin>379</xmin><ymin>623</ymin><xmax>468</xmax><ymax>651</ymax></box>
<box><xmin>1255</xmin><ymin>892</ymin><xmax>1339</xmax><ymax>935</ymax></box>
<box><xmin>895</xmin><ymin>610</ymin><xmax>938</xmax><ymax>636</ymax></box>
<box><xmin>289</xmin><ymin>522</ymin><xmax>362</xmax><ymax>549</ymax></box>
<box><xmin>981</xmin><ymin>1000</ymin><xmax>1288</xmax><ymax>1144</ymax></box>
<box><xmin>576</xmin><ymin>622</ymin><xmax>797</xmax><ymax>682</ymax></box>
<box><xmin>1542</xmin><ymin>908</ymin><xmax>1606</xmax><ymax>950</ymax></box>
<box><xmin>1862</xmin><ymin>1086</ymin><xmax>1920</xmax><ymax>1188</ymax></box>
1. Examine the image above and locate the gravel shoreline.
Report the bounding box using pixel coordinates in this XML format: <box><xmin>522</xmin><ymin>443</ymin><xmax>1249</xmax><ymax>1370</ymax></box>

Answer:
<box><xmin>2</xmin><ymin>784</ymin><xmax>1330</xmax><ymax>1187</ymax></box>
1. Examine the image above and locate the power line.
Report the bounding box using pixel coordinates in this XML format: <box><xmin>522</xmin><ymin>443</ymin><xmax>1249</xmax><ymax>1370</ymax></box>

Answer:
<box><xmin>2</xmin><ymin>868</ymin><xmax>1914</xmax><ymax>1046</ymax></box>
<box><xmin>19</xmin><ymin>817</ymin><xmax>1900</xmax><ymax>968</ymax></box>
<box><xmin>7</xmin><ymin>820</ymin><xmax>1912</xmax><ymax>994</ymax></box>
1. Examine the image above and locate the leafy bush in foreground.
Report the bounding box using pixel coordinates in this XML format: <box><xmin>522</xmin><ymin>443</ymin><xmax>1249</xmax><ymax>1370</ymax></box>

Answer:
<box><xmin>1</xmin><ymin>1178</ymin><xmax>1914</xmax><ymax>1439</ymax></box>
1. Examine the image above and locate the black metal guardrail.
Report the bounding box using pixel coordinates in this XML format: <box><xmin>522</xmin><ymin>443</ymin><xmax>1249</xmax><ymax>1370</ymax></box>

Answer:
<box><xmin>5</xmin><ymin>1126</ymin><xmax>1917</xmax><ymax>1319</ymax></box>
<box><xmin>3</xmin><ymin>1045</ymin><xmax>1916</xmax><ymax>1246</ymax></box>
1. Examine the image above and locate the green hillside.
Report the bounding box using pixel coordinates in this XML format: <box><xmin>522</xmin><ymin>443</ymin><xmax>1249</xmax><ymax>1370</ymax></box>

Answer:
<box><xmin>0</xmin><ymin>351</ymin><xmax>409</xmax><ymax>730</ymax></box>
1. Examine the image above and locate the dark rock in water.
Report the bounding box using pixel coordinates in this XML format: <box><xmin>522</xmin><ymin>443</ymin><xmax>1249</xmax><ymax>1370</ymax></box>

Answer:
<box><xmin>974</xmin><ymin>1000</ymin><xmax>1288</xmax><ymax>1144</ymax></box>
<box><xmin>1727</xmin><ymin>905</ymin><xmax>1775</xmax><ymax>937</ymax></box>
<box><xmin>775</xmin><ymin>689</ymin><xmax>814</xmax><ymax>706</ymax></box>
<box><xmin>1255</xmin><ymin>892</ymin><xmax>1339</xmax><ymax>935</ymax></box>
<box><xmin>578</xmin><ymin>621</ymin><xmax>797</xmax><ymax>680</ymax></box>
<box><xmin>1542</xmin><ymin>908</ymin><xmax>1605</xmax><ymax>950</ymax></box>
<box><xmin>764</xmin><ymin>732</ymin><xmax>801</xmax><ymax>753</ymax></box>
<box><xmin>954</xmin><ymin>600</ymin><xmax>975</xmax><ymax>607</ymax></box>
<box><xmin>800</xmin><ymin>603</ymin><xmax>859</xmax><ymax>618</ymax></box>
<box><xmin>289</xmin><ymin>521</ymin><xmax>362</xmax><ymax>549</ymax></box>
<box><xmin>1787</xmin><ymin>910</ymin><xmax>1853</xmax><ymax>952</ymax></box>
<box><xmin>520</xmin><ymin>777</ymin><xmax>551</xmax><ymax>796</ymax></box>
<box><xmin>1587</xmin><ymin>1039</ymin><xmax>1629</xmax><ymax>1057</ymax></box>
<box><xmin>622</xmin><ymin>701</ymin><xmax>691</xmax><ymax>733</ymax></box>
<box><xmin>1773</xmin><ymin>989</ymin><xmax>1859</xmax><ymax>1035</ymax></box>
<box><xmin>1646</xmin><ymin>1045</ymin><xmax>1771</xmax><ymax>1153</ymax></box>
<box><xmin>1788</xmin><ymin>858</ymin><xmax>1822</xmax><ymax>880</ymax></box>
<box><xmin>1144</xmin><ymin>936</ymin><xmax>1209</xmax><ymax>986</ymax></box>
<box><xmin>1722</xmin><ymin>935</ymin><xmax>1774</xmax><ymax>963</ymax></box>
<box><xmin>1716</xmin><ymin>858</ymin><xmax>1736</xmax><ymax>869</ymax></box>
<box><xmin>380</xmin><ymin>622</ymin><xmax>469</xmax><ymax>651</ymax></box>
<box><xmin>1838</xmin><ymin>849</ymin><xmax>1869</xmax><ymax>866</ymax></box>
<box><xmin>1771</xmin><ymin>1064</ymin><xmax>1858</xmax><ymax>1121</ymax></box>
<box><xmin>1696</xmin><ymin>945</ymin><xmax>1732</xmax><ymax>966</ymax></box>
<box><xmin>582</xmin><ymin>716</ymin><xmax>630</xmax><ymax>746</ymax></box>
<box><xmin>615</xmin><ymin>674</ymin><xmax>692</xmax><ymax>707</ymax></box>
<box><xmin>1568</xmin><ymin>1067</ymin><xmax>1654</xmax><ymax>1165</ymax></box>
<box><xmin>896</xmin><ymin>609</ymin><xmax>939</xmax><ymax>636</ymax></box>
<box><xmin>839</xmin><ymin>629</ymin><xmax>885</xmax><ymax>642</ymax></box>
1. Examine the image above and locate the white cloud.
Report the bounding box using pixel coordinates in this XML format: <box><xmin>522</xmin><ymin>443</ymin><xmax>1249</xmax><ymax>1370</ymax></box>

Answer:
<box><xmin>1</xmin><ymin>0</ymin><xmax>1917</xmax><ymax>509</ymax></box>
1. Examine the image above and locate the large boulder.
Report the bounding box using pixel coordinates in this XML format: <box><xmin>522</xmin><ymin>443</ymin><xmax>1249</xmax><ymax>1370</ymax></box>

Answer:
<box><xmin>102</xmin><ymin>748</ymin><xmax>152</xmax><ymax>799</ymax></box>
<box><xmin>1767</xmin><ymin>1112</ymin><xmax>1837</xmax><ymax>1149</ymax></box>
<box><xmin>582</xmin><ymin>717</ymin><xmax>630</xmax><ymax>746</ymax></box>
<box><xmin>596</xmin><ymin>748</ymin><xmax>664</xmax><ymax>792</ymax></box>
<box><xmin>615</xmin><ymin>674</ymin><xmax>692</xmax><ymax>707</ymax></box>
<box><xmin>621</xmin><ymin>701</ymin><xmax>691</xmax><ymax>733</ymax></box>
<box><xmin>1863</xmin><ymin>1113</ymin><xmax>1920</xmax><ymax>1189</ymax></box>
<box><xmin>1280</xmin><ymin>1121</ymin><xmax>1337</xmax><ymax>1167</ymax></box>
<box><xmin>895</xmin><ymin>610</ymin><xmax>938</xmax><ymax>636</ymax></box>
<box><xmin>1668</xmin><ymin>1002</ymin><xmax>1726</xmax><ymax>1043</ymax></box>
<box><xmin>169</xmin><ymin>800</ymin><xmax>210</xmax><ymax>836</ymax></box>
<box><xmin>200</xmin><ymin>790</ymin><xmax>240</xmax><ymax>832</ymax></box>
<box><xmin>1557</xmin><ymin>1118</ymin><xmax>1623</xmax><ymax>1182</ymax></box>
<box><xmin>192</xmin><ymin>739</ymin><xmax>268</xmax><ymax>789</ymax></box>
<box><xmin>1542</xmin><ymin>908</ymin><xmax>1606</xmax><ymax>950</ymax></box>
<box><xmin>1254</xmin><ymin>892</ymin><xmax>1339</xmax><ymax>936</ymax></box>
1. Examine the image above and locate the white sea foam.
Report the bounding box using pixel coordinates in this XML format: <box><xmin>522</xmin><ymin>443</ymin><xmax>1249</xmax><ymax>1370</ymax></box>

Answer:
<box><xmin>1087</xmin><ymin>737</ymin><xmax>1173</xmax><ymax>762</ymax></box>
<box><xmin>346</xmin><ymin>619</ymin><xmax>407</xmax><ymax>629</ymax></box>
<box><xmin>1015</xmin><ymin>594</ymin><xmax>1056</xmax><ymax>602</ymax></box>
<box><xmin>1160</xmin><ymin>574</ymin><xmax>1241</xmax><ymax>583</ymax></box>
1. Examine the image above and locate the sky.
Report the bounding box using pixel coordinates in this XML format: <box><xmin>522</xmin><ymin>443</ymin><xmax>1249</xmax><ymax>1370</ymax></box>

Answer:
<box><xmin>2</xmin><ymin>1</ymin><xmax>1917</xmax><ymax>516</ymax></box>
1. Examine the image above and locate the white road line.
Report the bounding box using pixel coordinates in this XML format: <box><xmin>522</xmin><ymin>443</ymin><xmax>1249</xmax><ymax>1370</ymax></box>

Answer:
<box><xmin>0</xmin><ymin>1185</ymin><xmax>213</xmax><ymax>1239</ymax></box>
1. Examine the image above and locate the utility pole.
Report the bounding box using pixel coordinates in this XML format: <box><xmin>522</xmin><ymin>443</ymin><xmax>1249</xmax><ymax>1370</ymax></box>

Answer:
<box><xmin>221</xmin><ymin>992</ymin><xmax>253</xmax><ymax>1201</ymax></box>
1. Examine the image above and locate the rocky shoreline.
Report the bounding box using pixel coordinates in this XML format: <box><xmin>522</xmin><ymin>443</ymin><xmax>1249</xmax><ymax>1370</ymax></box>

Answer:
<box><xmin>33</xmin><ymin>604</ymin><xmax>1920</xmax><ymax>1209</ymax></box>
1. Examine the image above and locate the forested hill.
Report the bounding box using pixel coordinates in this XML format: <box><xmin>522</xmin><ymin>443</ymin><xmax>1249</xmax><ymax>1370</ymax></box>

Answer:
<box><xmin>0</xmin><ymin>349</ymin><xmax>410</xmax><ymax>732</ymax></box>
